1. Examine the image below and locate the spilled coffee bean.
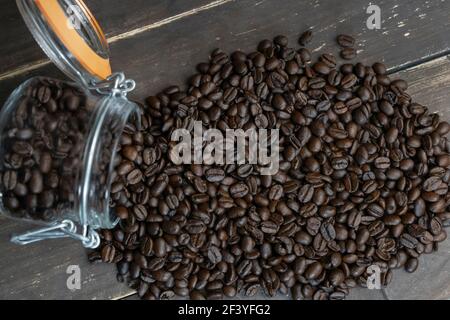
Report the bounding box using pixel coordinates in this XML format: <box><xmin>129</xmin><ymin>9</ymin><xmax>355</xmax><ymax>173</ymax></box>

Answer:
<box><xmin>91</xmin><ymin>30</ymin><xmax>450</xmax><ymax>301</ymax></box>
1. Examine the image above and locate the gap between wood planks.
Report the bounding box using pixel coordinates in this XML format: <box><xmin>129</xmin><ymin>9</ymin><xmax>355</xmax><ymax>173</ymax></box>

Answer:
<box><xmin>0</xmin><ymin>0</ymin><xmax>449</xmax><ymax>83</ymax></box>
<box><xmin>0</xmin><ymin>0</ymin><xmax>235</xmax><ymax>82</ymax></box>
<box><xmin>387</xmin><ymin>49</ymin><xmax>450</xmax><ymax>75</ymax></box>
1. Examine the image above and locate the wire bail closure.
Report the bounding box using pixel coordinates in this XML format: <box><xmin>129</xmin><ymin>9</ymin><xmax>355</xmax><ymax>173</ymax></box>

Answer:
<box><xmin>10</xmin><ymin>220</ymin><xmax>100</xmax><ymax>249</ymax></box>
<box><xmin>90</xmin><ymin>72</ymin><xmax>136</xmax><ymax>98</ymax></box>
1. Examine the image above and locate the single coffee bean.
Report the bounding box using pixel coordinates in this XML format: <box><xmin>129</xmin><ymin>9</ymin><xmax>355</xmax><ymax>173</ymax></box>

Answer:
<box><xmin>3</xmin><ymin>170</ymin><xmax>18</xmax><ymax>191</ymax></box>
<box><xmin>29</xmin><ymin>169</ymin><xmax>44</xmax><ymax>194</ymax></box>
<box><xmin>405</xmin><ymin>258</ymin><xmax>419</xmax><ymax>273</ymax></box>
<box><xmin>337</xmin><ymin>34</ymin><xmax>355</xmax><ymax>48</ymax></box>
<box><xmin>340</xmin><ymin>48</ymin><xmax>357</xmax><ymax>60</ymax></box>
<box><xmin>299</xmin><ymin>30</ymin><xmax>313</xmax><ymax>46</ymax></box>
<box><xmin>305</xmin><ymin>262</ymin><xmax>323</xmax><ymax>280</ymax></box>
<box><xmin>127</xmin><ymin>169</ymin><xmax>143</xmax><ymax>185</ymax></box>
<box><xmin>205</xmin><ymin>168</ymin><xmax>225</xmax><ymax>182</ymax></box>
<box><xmin>229</xmin><ymin>182</ymin><xmax>249</xmax><ymax>198</ymax></box>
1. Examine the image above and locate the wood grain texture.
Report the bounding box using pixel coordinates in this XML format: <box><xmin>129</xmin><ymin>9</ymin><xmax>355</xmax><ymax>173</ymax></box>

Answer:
<box><xmin>0</xmin><ymin>0</ymin><xmax>450</xmax><ymax>300</ymax></box>
<box><xmin>0</xmin><ymin>217</ymin><xmax>131</xmax><ymax>300</ymax></box>
<box><xmin>0</xmin><ymin>0</ymin><xmax>220</xmax><ymax>75</ymax></box>
<box><xmin>1</xmin><ymin>0</ymin><xmax>450</xmax><ymax>104</ymax></box>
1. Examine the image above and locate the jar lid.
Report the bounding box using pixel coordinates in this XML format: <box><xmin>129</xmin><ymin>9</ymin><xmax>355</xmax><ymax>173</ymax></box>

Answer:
<box><xmin>17</xmin><ymin>0</ymin><xmax>112</xmax><ymax>85</ymax></box>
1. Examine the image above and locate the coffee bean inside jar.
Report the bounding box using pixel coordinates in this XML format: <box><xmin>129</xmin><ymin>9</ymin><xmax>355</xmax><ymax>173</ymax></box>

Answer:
<box><xmin>0</xmin><ymin>79</ymin><xmax>92</xmax><ymax>221</ymax></box>
<box><xmin>0</xmin><ymin>77</ymin><xmax>136</xmax><ymax>229</ymax></box>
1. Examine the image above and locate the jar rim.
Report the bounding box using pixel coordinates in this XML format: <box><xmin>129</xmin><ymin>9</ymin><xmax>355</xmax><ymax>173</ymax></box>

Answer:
<box><xmin>16</xmin><ymin>0</ymin><xmax>111</xmax><ymax>86</ymax></box>
<box><xmin>79</xmin><ymin>95</ymin><xmax>139</xmax><ymax>229</ymax></box>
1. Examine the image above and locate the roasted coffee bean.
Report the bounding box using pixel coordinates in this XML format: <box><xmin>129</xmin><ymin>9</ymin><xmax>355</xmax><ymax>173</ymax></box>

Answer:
<box><xmin>205</xmin><ymin>168</ymin><xmax>225</xmax><ymax>182</ymax></box>
<box><xmin>299</xmin><ymin>30</ymin><xmax>313</xmax><ymax>46</ymax></box>
<box><xmin>122</xmin><ymin>145</ymin><xmax>138</xmax><ymax>161</ymax></box>
<box><xmin>115</xmin><ymin>206</ymin><xmax>129</xmax><ymax>220</ymax></box>
<box><xmin>374</xmin><ymin>157</ymin><xmax>391</xmax><ymax>169</ymax></box>
<box><xmin>320</xmin><ymin>53</ymin><xmax>337</xmax><ymax>68</ymax></box>
<box><xmin>230</xmin><ymin>182</ymin><xmax>249</xmax><ymax>198</ymax></box>
<box><xmin>101</xmin><ymin>244</ymin><xmax>116</xmax><ymax>263</ymax></box>
<box><xmin>320</xmin><ymin>222</ymin><xmax>336</xmax><ymax>241</ymax></box>
<box><xmin>340</xmin><ymin>48</ymin><xmax>357</xmax><ymax>60</ymax></box>
<box><xmin>208</xmin><ymin>246</ymin><xmax>223</xmax><ymax>264</ymax></box>
<box><xmin>337</xmin><ymin>34</ymin><xmax>355</xmax><ymax>48</ymax></box>
<box><xmin>268</xmin><ymin>184</ymin><xmax>284</xmax><ymax>200</ymax></box>
<box><xmin>331</xmin><ymin>157</ymin><xmax>348</xmax><ymax>170</ymax></box>
<box><xmin>133</xmin><ymin>205</ymin><xmax>148</xmax><ymax>221</ymax></box>
<box><xmin>400</xmin><ymin>234</ymin><xmax>419</xmax><ymax>249</ymax></box>
<box><xmin>405</xmin><ymin>258</ymin><xmax>419</xmax><ymax>273</ymax></box>
<box><xmin>423</xmin><ymin>176</ymin><xmax>443</xmax><ymax>192</ymax></box>
<box><xmin>151</xmin><ymin>174</ymin><xmax>168</xmax><ymax>196</ymax></box>
<box><xmin>261</xmin><ymin>221</ymin><xmax>279</xmax><ymax>234</ymax></box>
<box><xmin>127</xmin><ymin>169</ymin><xmax>143</xmax><ymax>185</ymax></box>
<box><xmin>298</xmin><ymin>184</ymin><xmax>314</xmax><ymax>203</ymax></box>
<box><xmin>29</xmin><ymin>169</ymin><xmax>44</xmax><ymax>194</ymax></box>
<box><xmin>3</xmin><ymin>171</ymin><xmax>18</xmax><ymax>191</ymax></box>
<box><xmin>314</xmin><ymin>62</ymin><xmax>331</xmax><ymax>75</ymax></box>
<box><xmin>162</xmin><ymin>220</ymin><xmax>181</xmax><ymax>235</ymax></box>
<box><xmin>140</xmin><ymin>236</ymin><xmax>154</xmax><ymax>256</ymax></box>
<box><xmin>305</xmin><ymin>262</ymin><xmax>323</xmax><ymax>280</ymax></box>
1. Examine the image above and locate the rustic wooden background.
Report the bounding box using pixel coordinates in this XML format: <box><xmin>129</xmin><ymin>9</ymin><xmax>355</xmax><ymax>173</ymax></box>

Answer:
<box><xmin>0</xmin><ymin>0</ymin><xmax>449</xmax><ymax>300</ymax></box>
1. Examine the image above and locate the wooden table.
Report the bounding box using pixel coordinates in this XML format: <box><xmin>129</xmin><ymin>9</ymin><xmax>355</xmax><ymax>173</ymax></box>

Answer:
<box><xmin>0</xmin><ymin>0</ymin><xmax>449</xmax><ymax>300</ymax></box>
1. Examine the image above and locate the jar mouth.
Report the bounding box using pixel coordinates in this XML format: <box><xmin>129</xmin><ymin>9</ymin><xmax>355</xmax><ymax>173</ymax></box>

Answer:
<box><xmin>16</xmin><ymin>0</ymin><xmax>111</xmax><ymax>85</ymax></box>
<box><xmin>79</xmin><ymin>96</ymin><xmax>138</xmax><ymax>230</ymax></box>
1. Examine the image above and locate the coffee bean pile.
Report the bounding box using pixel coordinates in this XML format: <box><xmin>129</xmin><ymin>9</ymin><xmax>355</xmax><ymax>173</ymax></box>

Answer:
<box><xmin>0</xmin><ymin>78</ymin><xmax>99</xmax><ymax>222</ymax></box>
<box><xmin>90</xmin><ymin>32</ymin><xmax>447</xmax><ymax>300</ymax></box>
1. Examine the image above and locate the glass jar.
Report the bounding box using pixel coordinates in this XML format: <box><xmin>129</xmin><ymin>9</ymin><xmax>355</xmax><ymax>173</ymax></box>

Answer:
<box><xmin>0</xmin><ymin>0</ymin><xmax>139</xmax><ymax>248</ymax></box>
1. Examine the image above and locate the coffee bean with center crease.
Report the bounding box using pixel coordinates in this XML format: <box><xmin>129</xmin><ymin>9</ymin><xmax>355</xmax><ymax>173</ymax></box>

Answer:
<box><xmin>3</xmin><ymin>171</ymin><xmax>18</xmax><ymax>191</ymax></box>
<box><xmin>101</xmin><ymin>244</ymin><xmax>116</xmax><ymax>263</ymax></box>
<box><xmin>205</xmin><ymin>168</ymin><xmax>225</xmax><ymax>182</ymax></box>
<box><xmin>374</xmin><ymin>157</ymin><xmax>391</xmax><ymax>169</ymax></box>
<box><xmin>423</xmin><ymin>176</ymin><xmax>443</xmax><ymax>192</ymax></box>
<box><xmin>331</xmin><ymin>157</ymin><xmax>348</xmax><ymax>170</ymax></box>
<box><xmin>305</xmin><ymin>262</ymin><xmax>323</xmax><ymax>280</ymax></box>
<box><xmin>127</xmin><ymin>169</ymin><xmax>143</xmax><ymax>185</ymax></box>
<box><xmin>400</xmin><ymin>234</ymin><xmax>419</xmax><ymax>249</ymax></box>
<box><xmin>337</xmin><ymin>34</ymin><xmax>355</xmax><ymax>48</ymax></box>
<box><xmin>230</xmin><ymin>182</ymin><xmax>249</xmax><ymax>198</ymax></box>
<box><xmin>340</xmin><ymin>48</ymin><xmax>357</xmax><ymax>60</ymax></box>
<box><xmin>261</xmin><ymin>221</ymin><xmax>279</xmax><ymax>234</ymax></box>
<box><xmin>133</xmin><ymin>205</ymin><xmax>148</xmax><ymax>221</ymax></box>
<box><xmin>151</xmin><ymin>173</ymin><xmax>168</xmax><ymax>196</ymax></box>
<box><xmin>207</xmin><ymin>246</ymin><xmax>222</xmax><ymax>264</ymax></box>
<box><xmin>268</xmin><ymin>184</ymin><xmax>284</xmax><ymax>200</ymax></box>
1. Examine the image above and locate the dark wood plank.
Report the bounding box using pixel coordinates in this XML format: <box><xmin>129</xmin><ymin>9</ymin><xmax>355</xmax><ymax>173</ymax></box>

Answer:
<box><xmin>0</xmin><ymin>0</ymin><xmax>225</xmax><ymax>75</ymax></box>
<box><xmin>0</xmin><ymin>217</ymin><xmax>131</xmax><ymax>300</ymax></box>
<box><xmin>108</xmin><ymin>0</ymin><xmax>450</xmax><ymax>99</ymax></box>
<box><xmin>1</xmin><ymin>0</ymin><xmax>450</xmax><ymax>300</ymax></box>
<box><xmin>2</xmin><ymin>0</ymin><xmax>450</xmax><ymax>105</ymax></box>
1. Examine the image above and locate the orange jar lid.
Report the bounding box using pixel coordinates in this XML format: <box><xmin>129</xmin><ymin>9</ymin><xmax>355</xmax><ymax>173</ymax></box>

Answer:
<box><xmin>17</xmin><ymin>0</ymin><xmax>112</xmax><ymax>84</ymax></box>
